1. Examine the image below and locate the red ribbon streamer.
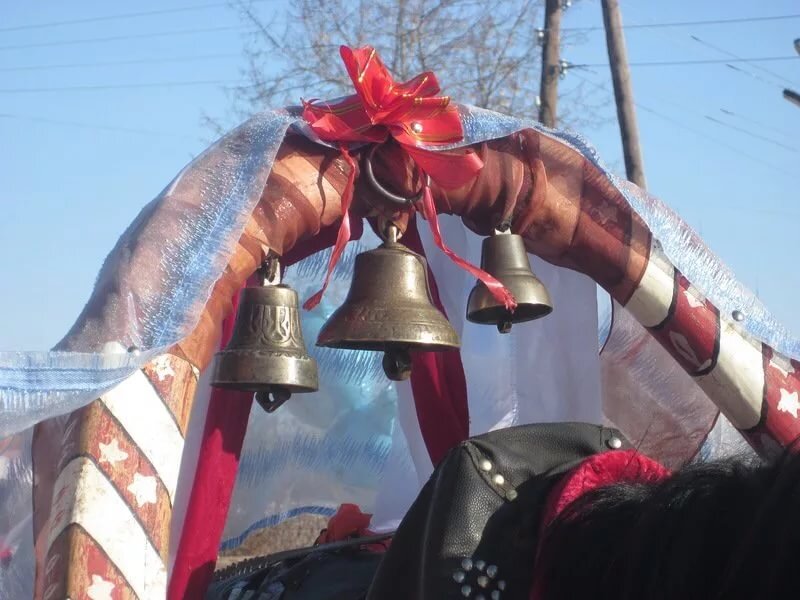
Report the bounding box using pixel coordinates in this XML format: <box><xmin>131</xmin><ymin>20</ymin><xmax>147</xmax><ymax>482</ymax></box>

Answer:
<box><xmin>419</xmin><ymin>181</ymin><xmax>516</xmax><ymax>310</ymax></box>
<box><xmin>402</xmin><ymin>221</ymin><xmax>471</xmax><ymax>464</ymax></box>
<box><xmin>302</xmin><ymin>145</ymin><xmax>356</xmax><ymax>310</ymax></box>
<box><xmin>301</xmin><ymin>45</ymin><xmax>514</xmax><ymax>311</ymax></box>
<box><xmin>168</xmin><ymin>290</ymin><xmax>254</xmax><ymax>600</ymax></box>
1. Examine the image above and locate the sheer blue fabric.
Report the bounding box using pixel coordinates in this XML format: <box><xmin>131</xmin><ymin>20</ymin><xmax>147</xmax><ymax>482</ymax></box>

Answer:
<box><xmin>1</xmin><ymin>104</ymin><xmax>796</xmax><ymax>437</ymax></box>
<box><xmin>1</xmin><ymin>104</ymin><xmax>796</xmax><ymax>597</ymax></box>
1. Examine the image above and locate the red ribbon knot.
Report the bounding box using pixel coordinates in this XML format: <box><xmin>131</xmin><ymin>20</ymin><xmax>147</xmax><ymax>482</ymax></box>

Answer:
<box><xmin>301</xmin><ymin>45</ymin><xmax>516</xmax><ymax>313</ymax></box>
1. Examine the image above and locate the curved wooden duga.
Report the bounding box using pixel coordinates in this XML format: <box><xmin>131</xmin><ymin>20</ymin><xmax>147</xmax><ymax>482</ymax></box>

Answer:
<box><xmin>31</xmin><ymin>130</ymin><xmax>800</xmax><ymax>599</ymax></box>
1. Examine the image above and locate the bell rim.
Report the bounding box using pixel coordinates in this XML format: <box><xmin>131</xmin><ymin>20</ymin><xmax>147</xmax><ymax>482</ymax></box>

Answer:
<box><xmin>316</xmin><ymin>313</ymin><xmax>461</xmax><ymax>350</ymax></box>
<box><xmin>316</xmin><ymin>238</ymin><xmax>461</xmax><ymax>351</ymax></box>
<box><xmin>214</xmin><ymin>348</ymin><xmax>313</xmax><ymax>358</ymax></box>
<box><xmin>211</xmin><ymin>351</ymin><xmax>319</xmax><ymax>393</ymax></box>
<box><xmin>315</xmin><ymin>338</ymin><xmax>460</xmax><ymax>351</ymax></box>
<box><xmin>210</xmin><ymin>381</ymin><xmax>319</xmax><ymax>394</ymax></box>
<box><xmin>466</xmin><ymin>303</ymin><xmax>553</xmax><ymax>326</ymax></box>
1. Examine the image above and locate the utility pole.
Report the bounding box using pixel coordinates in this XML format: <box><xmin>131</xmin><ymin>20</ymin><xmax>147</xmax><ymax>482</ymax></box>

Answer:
<box><xmin>784</xmin><ymin>89</ymin><xmax>800</xmax><ymax>109</ymax></box>
<box><xmin>785</xmin><ymin>40</ymin><xmax>800</xmax><ymax>109</ymax></box>
<box><xmin>538</xmin><ymin>0</ymin><xmax>562</xmax><ymax>128</ymax></box>
<box><xmin>601</xmin><ymin>0</ymin><xmax>647</xmax><ymax>189</ymax></box>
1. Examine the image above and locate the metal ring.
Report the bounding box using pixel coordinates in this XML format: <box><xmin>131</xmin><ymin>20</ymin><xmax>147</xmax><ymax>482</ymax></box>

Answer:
<box><xmin>259</xmin><ymin>255</ymin><xmax>280</xmax><ymax>286</ymax></box>
<box><xmin>364</xmin><ymin>144</ymin><xmax>430</xmax><ymax>206</ymax></box>
<box><xmin>495</xmin><ymin>218</ymin><xmax>513</xmax><ymax>233</ymax></box>
<box><xmin>377</xmin><ymin>218</ymin><xmax>401</xmax><ymax>243</ymax></box>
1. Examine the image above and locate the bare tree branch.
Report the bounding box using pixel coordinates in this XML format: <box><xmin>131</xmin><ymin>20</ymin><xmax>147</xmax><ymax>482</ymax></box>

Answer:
<box><xmin>220</xmin><ymin>0</ymin><xmax>609</xmax><ymax>128</ymax></box>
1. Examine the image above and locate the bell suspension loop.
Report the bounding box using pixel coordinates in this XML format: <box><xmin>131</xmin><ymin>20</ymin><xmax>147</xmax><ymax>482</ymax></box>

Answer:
<box><xmin>259</xmin><ymin>254</ymin><xmax>281</xmax><ymax>286</ymax></box>
<box><xmin>211</xmin><ymin>254</ymin><xmax>319</xmax><ymax>412</ymax></box>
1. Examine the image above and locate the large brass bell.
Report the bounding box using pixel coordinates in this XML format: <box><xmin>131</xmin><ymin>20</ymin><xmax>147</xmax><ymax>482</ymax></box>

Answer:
<box><xmin>317</xmin><ymin>224</ymin><xmax>460</xmax><ymax>381</ymax></box>
<box><xmin>467</xmin><ymin>229</ymin><xmax>553</xmax><ymax>333</ymax></box>
<box><xmin>211</xmin><ymin>257</ymin><xmax>319</xmax><ymax>412</ymax></box>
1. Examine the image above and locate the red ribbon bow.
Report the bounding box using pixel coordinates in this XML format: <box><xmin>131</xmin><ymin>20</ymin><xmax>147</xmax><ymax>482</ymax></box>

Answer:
<box><xmin>301</xmin><ymin>45</ymin><xmax>515</xmax><ymax>312</ymax></box>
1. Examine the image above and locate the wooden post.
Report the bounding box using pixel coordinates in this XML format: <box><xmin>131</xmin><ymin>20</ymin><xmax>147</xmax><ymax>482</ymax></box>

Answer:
<box><xmin>538</xmin><ymin>0</ymin><xmax>562</xmax><ymax>128</ymax></box>
<box><xmin>601</xmin><ymin>0</ymin><xmax>647</xmax><ymax>189</ymax></box>
<box><xmin>784</xmin><ymin>88</ymin><xmax>800</xmax><ymax>108</ymax></box>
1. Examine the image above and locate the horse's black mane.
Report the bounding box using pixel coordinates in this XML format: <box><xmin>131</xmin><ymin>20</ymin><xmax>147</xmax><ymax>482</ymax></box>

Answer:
<box><xmin>536</xmin><ymin>450</ymin><xmax>800</xmax><ymax>600</ymax></box>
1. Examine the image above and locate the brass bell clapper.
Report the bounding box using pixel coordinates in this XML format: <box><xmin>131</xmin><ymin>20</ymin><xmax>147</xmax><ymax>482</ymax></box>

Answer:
<box><xmin>467</xmin><ymin>228</ymin><xmax>553</xmax><ymax>333</ymax></box>
<box><xmin>316</xmin><ymin>222</ymin><xmax>460</xmax><ymax>381</ymax></box>
<box><xmin>211</xmin><ymin>256</ymin><xmax>319</xmax><ymax>412</ymax></box>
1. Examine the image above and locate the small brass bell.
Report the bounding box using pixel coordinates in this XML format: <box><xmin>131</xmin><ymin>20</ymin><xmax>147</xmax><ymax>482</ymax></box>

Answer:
<box><xmin>317</xmin><ymin>224</ymin><xmax>460</xmax><ymax>381</ymax></box>
<box><xmin>211</xmin><ymin>257</ymin><xmax>319</xmax><ymax>412</ymax></box>
<box><xmin>467</xmin><ymin>229</ymin><xmax>553</xmax><ymax>333</ymax></box>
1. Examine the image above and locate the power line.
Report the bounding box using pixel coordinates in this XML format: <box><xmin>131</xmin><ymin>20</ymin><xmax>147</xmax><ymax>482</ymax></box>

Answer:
<box><xmin>617</xmin><ymin>12</ymin><xmax>790</xmax><ymax>91</ymax></box>
<box><xmin>634</xmin><ymin>104</ymin><xmax>796</xmax><ymax>178</ymax></box>
<box><xmin>558</xmin><ymin>13</ymin><xmax>800</xmax><ymax>32</ymax></box>
<box><xmin>0</xmin><ymin>54</ymin><xmax>241</xmax><ymax>73</ymax></box>
<box><xmin>0</xmin><ymin>1</ymin><xmax>270</xmax><ymax>33</ymax></box>
<box><xmin>617</xmin><ymin>79</ymin><xmax>800</xmax><ymax>154</ymax></box>
<box><xmin>719</xmin><ymin>108</ymin><xmax>798</xmax><ymax>141</ymax></box>
<box><xmin>0</xmin><ymin>25</ymin><xmax>247</xmax><ymax>52</ymax></box>
<box><xmin>6</xmin><ymin>6</ymin><xmax>796</xmax><ymax>34</ymax></box>
<box><xmin>0</xmin><ymin>80</ymin><xmax>242</xmax><ymax>94</ymax></box>
<box><xmin>705</xmin><ymin>116</ymin><xmax>800</xmax><ymax>153</ymax></box>
<box><xmin>574</xmin><ymin>56</ymin><xmax>799</xmax><ymax>68</ymax></box>
<box><xmin>724</xmin><ymin>63</ymin><xmax>784</xmax><ymax>91</ymax></box>
<box><xmin>0</xmin><ymin>113</ymin><xmax>195</xmax><ymax>138</ymax></box>
<box><xmin>569</xmin><ymin>71</ymin><xmax>796</xmax><ymax>178</ymax></box>
<box><xmin>690</xmin><ymin>35</ymin><xmax>797</xmax><ymax>87</ymax></box>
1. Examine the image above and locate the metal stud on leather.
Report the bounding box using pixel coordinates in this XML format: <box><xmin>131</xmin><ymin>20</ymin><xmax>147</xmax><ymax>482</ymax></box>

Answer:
<box><xmin>366</xmin><ymin>423</ymin><xmax>630</xmax><ymax>599</ymax></box>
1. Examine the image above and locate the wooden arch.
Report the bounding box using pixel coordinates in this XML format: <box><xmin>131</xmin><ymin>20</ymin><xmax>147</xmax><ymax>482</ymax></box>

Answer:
<box><xmin>30</xmin><ymin>130</ymin><xmax>800</xmax><ymax>599</ymax></box>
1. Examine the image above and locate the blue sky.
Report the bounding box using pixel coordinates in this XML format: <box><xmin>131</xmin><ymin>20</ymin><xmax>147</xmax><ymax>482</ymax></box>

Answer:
<box><xmin>0</xmin><ymin>0</ymin><xmax>798</xmax><ymax>351</ymax></box>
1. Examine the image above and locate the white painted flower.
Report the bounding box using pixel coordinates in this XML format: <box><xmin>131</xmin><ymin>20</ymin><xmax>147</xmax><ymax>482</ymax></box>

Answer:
<box><xmin>596</xmin><ymin>202</ymin><xmax>618</xmax><ymax>225</ymax></box>
<box><xmin>98</xmin><ymin>439</ymin><xmax>129</xmax><ymax>466</ymax></box>
<box><xmin>777</xmin><ymin>389</ymin><xmax>800</xmax><ymax>419</ymax></box>
<box><xmin>770</xmin><ymin>356</ymin><xmax>796</xmax><ymax>378</ymax></box>
<box><xmin>87</xmin><ymin>574</ymin><xmax>115</xmax><ymax>600</ymax></box>
<box><xmin>153</xmin><ymin>355</ymin><xmax>176</xmax><ymax>382</ymax></box>
<box><xmin>682</xmin><ymin>288</ymin><xmax>704</xmax><ymax>309</ymax></box>
<box><xmin>695</xmin><ymin>358</ymin><xmax>713</xmax><ymax>372</ymax></box>
<box><xmin>45</xmin><ymin>552</ymin><xmax>60</xmax><ymax>575</ymax></box>
<box><xmin>43</xmin><ymin>585</ymin><xmax>59</xmax><ymax>600</ymax></box>
<box><xmin>62</xmin><ymin>417</ymin><xmax>79</xmax><ymax>444</ymax></box>
<box><xmin>127</xmin><ymin>473</ymin><xmax>157</xmax><ymax>507</ymax></box>
<box><xmin>669</xmin><ymin>331</ymin><xmax>701</xmax><ymax>368</ymax></box>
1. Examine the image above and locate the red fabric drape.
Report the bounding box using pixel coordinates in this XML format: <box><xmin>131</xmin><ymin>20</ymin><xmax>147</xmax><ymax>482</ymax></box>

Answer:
<box><xmin>403</xmin><ymin>220</ymin><xmax>471</xmax><ymax>465</ymax></box>
<box><xmin>168</xmin><ymin>220</ymin><xmax>365</xmax><ymax>599</ymax></box>
<box><xmin>167</xmin><ymin>293</ymin><xmax>253</xmax><ymax>600</ymax></box>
